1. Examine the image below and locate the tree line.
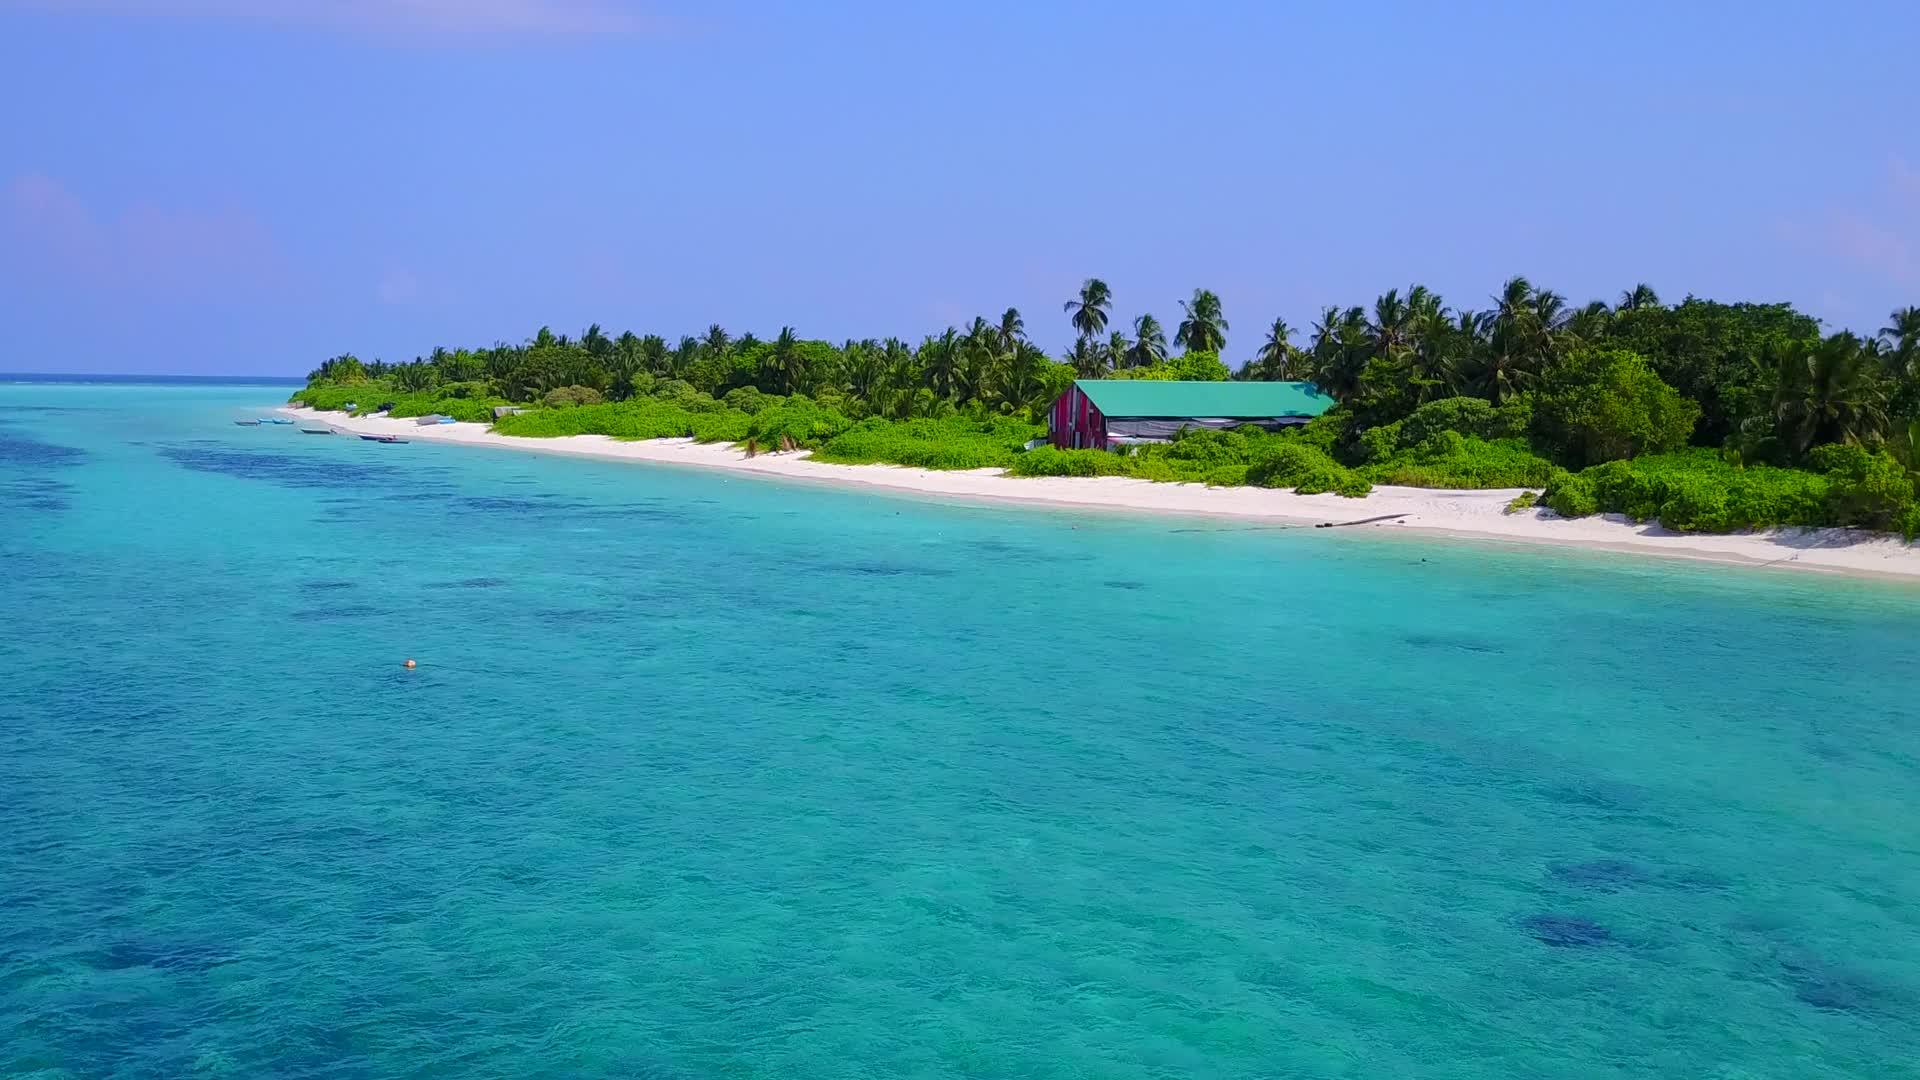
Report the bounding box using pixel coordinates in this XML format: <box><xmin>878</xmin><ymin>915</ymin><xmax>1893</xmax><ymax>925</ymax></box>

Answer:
<box><xmin>306</xmin><ymin>277</ymin><xmax>1920</xmax><ymax>474</ymax></box>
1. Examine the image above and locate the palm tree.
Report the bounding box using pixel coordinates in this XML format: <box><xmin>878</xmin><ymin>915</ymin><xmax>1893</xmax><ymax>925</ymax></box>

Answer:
<box><xmin>1493</xmin><ymin>276</ymin><xmax>1534</xmax><ymax>325</ymax></box>
<box><xmin>1252</xmin><ymin>318</ymin><xmax>1297</xmax><ymax>380</ymax></box>
<box><xmin>1880</xmin><ymin>306</ymin><xmax>1920</xmax><ymax>379</ymax></box>
<box><xmin>1370</xmin><ymin>288</ymin><xmax>1410</xmax><ymax>357</ymax></box>
<box><xmin>998</xmin><ymin>307</ymin><xmax>1026</xmax><ymax>354</ymax></box>
<box><xmin>921</xmin><ymin>328</ymin><xmax>959</xmax><ymax>400</ymax></box>
<box><xmin>955</xmin><ymin>328</ymin><xmax>997</xmax><ymax>405</ymax></box>
<box><xmin>765</xmin><ymin>327</ymin><xmax>808</xmax><ymax>395</ymax></box>
<box><xmin>1567</xmin><ymin>300</ymin><xmax>1613</xmax><ymax>342</ymax></box>
<box><xmin>1407</xmin><ymin>285</ymin><xmax>1443</xmax><ymax>321</ymax></box>
<box><xmin>997</xmin><ymin>341</ymin><xmax>1049</xmax><ymax>413</ymax></box>
<box><xmin>1175</xmin><ymin>288</ymin><xmax>1228</xmax><ymax>353</ymax></box>
<box><xmin>1105</xmin><ymin>330</ymin><xmax>1131</xmax><ymax>372</ymax></box>
<box><xmin>1472</xmin><ymin>276</ymin><xmax>1565</xmax><ymax>403</ymax></box>
<box><xmin>1475</xmin><ymin>322</ymin><xmax>1535</xmax><ymax>405</ymax></box>
<box><xmin>842</xmin><ymin>340</ymin><xmax>884</xmax><ymax>404</ymax></box>
<box><xmin>1064</xmin><ymin>278</ymin><xmax>1112</xmax><ymax>342</ymax></box>
<box><xmin>610</xmin><ymin>331</ymin><xmax>644</xmax><ymax>397</ymax></box>
<box><xmin>880</xmin><ymin>337</ymin><xmax>919</xmax><ymax>418</ymax></box>
<box><xmin>638</xmin><ymin>335</ymin><xmax>670</xmax><ymax>377</ymax></box>
<box><xmin>1128</xmin><ymin>314</ymin><xmax>1168</xmax><ymax>368</ymax></box>
<box><xmin>1618</xmin><ymin>283</ymin><xmax>1661</xmax><ymax>312</ymax></box>
<box><xmin>1309</xmin><ymin>305</ymin><xmax>1344</xmax><ymax>360</ymax></box>
<box><xmin>672</xmin><ymin>335</ymin><xmax>700</xmax><ymax>376</ymax></box>
<box><xmin>580</xmin><ymin>323</ymin><xmax>613</xmax><ymax>359</ymax></box>
<box><xmin>1309</xmin><ymin>307</ymin><xmax>1372</xmax><ymax>401</ymax></box>
<box><xmin>1408</xmin><ymin>307</ymin><xmax>1464</xmax><ymax>401</ymax></box>
<box><xmin>966</xmin><ymin>316</ymin><xmax>997</xmax><ymax>354</ymax></box>
<box><xmin>1773</xmin><ymin>332</ymin><xmax>1889</xmax><ymax>454</ymax></box>
<box><xmin>1066</xmin><ymin>337</ymin><xmax>1108</xmax><ymax>379</ymax></box>
<box><xmin>703</xmin><ymin>323</ymin><xmax>732</xmax><ymax>358</ymax></box>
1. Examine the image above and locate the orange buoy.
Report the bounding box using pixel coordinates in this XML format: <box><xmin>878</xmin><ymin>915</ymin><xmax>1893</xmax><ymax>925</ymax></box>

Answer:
<box><xmin>403</xmin><ymin>659</ymin><xmax>417</xmax><ymax>669</ymax></box>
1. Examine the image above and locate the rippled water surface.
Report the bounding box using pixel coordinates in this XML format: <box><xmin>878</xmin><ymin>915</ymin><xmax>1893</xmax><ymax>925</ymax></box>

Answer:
<box><xmin>4</xmin><ymin>381</ymin><xmax>1919</xmax><ymax>1078</ymax></box>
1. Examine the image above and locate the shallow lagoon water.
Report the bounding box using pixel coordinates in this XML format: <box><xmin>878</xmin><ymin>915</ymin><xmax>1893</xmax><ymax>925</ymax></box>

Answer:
<box><xmin>3</xmin><ymin>381</ymin><xmax>1918</xmax><ymax>1078</ymax></box>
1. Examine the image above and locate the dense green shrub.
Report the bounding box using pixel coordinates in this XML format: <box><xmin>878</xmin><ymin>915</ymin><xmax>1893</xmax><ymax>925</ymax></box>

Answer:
<box><xmin>1008</xmin><ymin>447</ymin><xmax>1137</xmax><ymax>477</ymax></box>
<box><xmin>1532</xmin><ymin>349</ymin><xmax>1700</xmax><ymax>466</ymax></box>
<box><xmin>1543</xmin><ymin>472</ymin><xmax>1600</xmax><ymax>517</ymax></box>
<box><xmin>1811</xmin><ymin>444</ymin><xmax>1918</xmax><ymax>532</ymax></box>
<box><xmin>1245</xmin><ymin>442</ymin><xmax>1371</xmax><ymax>496</ymax></box>
<box><xmin>1109</xmin><ymin>351</ymin><xmax>1231</xmax><ymax>382</ymax></box>
<box><xmin>815</xmin><ymin>415</ymin><xmax>1039</xmax><ymax>470</ymax></box>
<box><xmin>1292</xmin><ymin>411</ymin><xmax>1353</xmax><ymax>456</ymax></box>
<box><xmin>290</xmin><ymin>380</ymin><xmax>509</xmax><ymax>422</ymax></box>
<box><xmin>723</xmin><ymin>386</ymin><xmax>772</xmax><ymax>415</ymax></box>
<box><xmin>1165</xmin><ymin>426</ymin><xmax>1264</xmax><ymax>468</ymax></box>
<box><xmin>493</xmin><ymin>399</ymin><xmax>749</xmax><ymax>442</ymax></box>
<box><xmin>1364</xmin><ymin>434</ymin><xmax>1562</xmax><ymax>489</ymax></box>
<box><xmin>745</xmin><ymin>396</ymin><xmax>853</xmax><ymax>448</ymax></box>
<box><xmin>1357</xmin><ymin>396</ymin><xmax>1533</xmax><ymax>462</ymax></box>
<box><xmin>543</xmin><ymin>385</ymin><xmax>605</xmax><ymax>408</ymax></box>
<box><xmin>289</xmin><ymin>383</ymin><xmax>370</xmax><ymax>411</ymax></box>
<box><xmin>1545</xmin><ymin>450</ymin><xmax>1833</xmax><ymax>531</ymax></box>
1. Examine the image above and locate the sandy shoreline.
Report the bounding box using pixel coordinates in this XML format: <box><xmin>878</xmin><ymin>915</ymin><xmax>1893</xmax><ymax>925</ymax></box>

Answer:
<box><xmin>279</xmin><ymin>406</ymin><xmax>1920</xmax><ymax>581</ymax></box>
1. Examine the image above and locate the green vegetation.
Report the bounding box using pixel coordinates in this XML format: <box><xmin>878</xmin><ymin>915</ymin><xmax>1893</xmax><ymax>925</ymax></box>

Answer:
<box><xmin>292</xmin><ymin>281</ymin><xmax>1920</xmax><ymax>537</ymax></box>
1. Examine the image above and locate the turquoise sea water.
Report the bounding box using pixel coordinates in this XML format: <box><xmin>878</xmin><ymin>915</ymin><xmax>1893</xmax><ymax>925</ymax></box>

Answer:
<box><xmin>4</xmin><ymin>380</ymin><xmax>1918</xmax><ymax>1079</ymax></box>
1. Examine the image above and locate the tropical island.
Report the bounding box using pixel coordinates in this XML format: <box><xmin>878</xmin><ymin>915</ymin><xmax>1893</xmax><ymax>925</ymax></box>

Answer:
<box><xmin>290</xmin><ymin>278</ymin><xmax>1920</xmax><ymax>545</ymax></box>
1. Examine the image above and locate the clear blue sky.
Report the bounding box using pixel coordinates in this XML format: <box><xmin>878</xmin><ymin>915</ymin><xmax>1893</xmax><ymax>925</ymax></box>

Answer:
<box><xmin>2</xmin><ymin>1</ymin><xmax>1916</xmax><ymax>375</ymax></box>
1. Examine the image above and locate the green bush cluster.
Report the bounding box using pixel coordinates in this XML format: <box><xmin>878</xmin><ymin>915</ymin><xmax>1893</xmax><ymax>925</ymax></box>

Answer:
<box><xmin>815</xmin><ymin>415</ymin><xmax>1040</xmax><ymax>470</ymax></box>
<box><xmin>1109</xmin><ymin>351</ymin><xmax>1231</xmax><ymax>382</ymax></box>
<box><xmin>746</xmin><ymin>396</ymin><xmax>854</xmax><ymax>448</ymax></box>
<box><xmin>1245</xmin><ymin>441</ymin><xmax>1372</xmax><ymax>496</ymax></box>
<box><xmin>1542</xmin><ymin>446</ymin><xmax>1920</xmax><ymax>536</ymax></box>
<box><xmin>1809</xmin><ymin>444</ymin><xmax>1920</xmax><ymax>535</ymax></box>
<box><xmin>493</xmin><ymin>399</ymin><xmax>750</xmax><ymax>442</ymax></box>
<box><xmin>291</xmin><ymin>380</ymin><xmax>508</xmax><ymax>422</ymax></box>
<box><xmin>1531</xmin><ymin>349</ymin><xmax>1700</xmax><ymax>466</ymax></box>
<box><xmin>1544</xmin><ymin>450</ymin><xmax>1832</xmax><ymax>532</ymax></box>
<box><xmin>542</xmin><ymin>385</ymin><xmax>605</xmax><ymax>408</ymax></box>
<box><xmin>1364</xmin><ymin>433</ymin><xmax>1563</xmax><ymax>489</ymax></box>
<box><xmin>1008</xmin><ymin>447</ymin><xmax>1139</xmax><ymax>477</ymax></box>
<box><xmin>1358</xmin><ymin>396</ymin><xmax>1532</xmax><ymax>462</ymax></box>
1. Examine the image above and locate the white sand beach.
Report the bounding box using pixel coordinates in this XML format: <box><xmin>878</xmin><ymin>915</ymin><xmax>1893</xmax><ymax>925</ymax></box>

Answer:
<box><xmin>281</xmin><ymin>407</ymin><xmax>1920</xmax><ymax>581</ymax></box>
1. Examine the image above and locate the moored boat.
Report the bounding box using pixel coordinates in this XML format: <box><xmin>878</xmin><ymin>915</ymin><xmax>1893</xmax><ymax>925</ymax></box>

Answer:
<box><xmin>234</xmin><ymin>419</ymin><xmax>262</xmax><ymax>426</ymax></box>
<box><xmin>299</xmin><ymin>426</ymin><xmax>334</xmax><ymax>435</ymax></box>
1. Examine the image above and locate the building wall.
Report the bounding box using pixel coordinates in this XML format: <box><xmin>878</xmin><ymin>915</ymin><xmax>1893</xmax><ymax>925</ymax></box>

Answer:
<box><xmin>1049</xmin><ymin>386</ymin><xmax>1107</xmax><ymax>450</ymax></box>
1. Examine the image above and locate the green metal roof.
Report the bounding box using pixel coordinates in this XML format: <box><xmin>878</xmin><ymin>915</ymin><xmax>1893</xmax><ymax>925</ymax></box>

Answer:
<box><xmin>1075</xmin><ymin>380</ymin><xmax>1335</xmax><ymax>419</ymax></box>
